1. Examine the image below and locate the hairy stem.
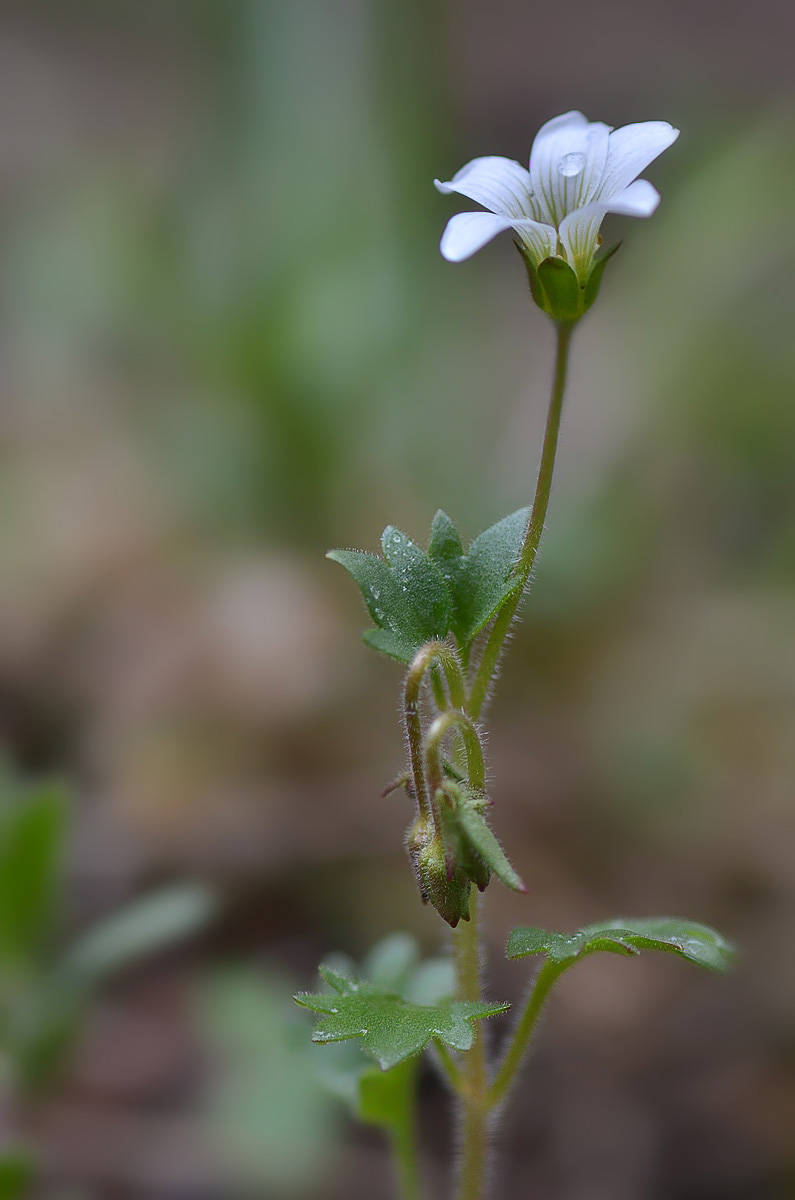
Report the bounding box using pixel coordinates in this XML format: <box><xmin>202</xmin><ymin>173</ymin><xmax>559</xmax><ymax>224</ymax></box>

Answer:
<box><xmin>453</xmin><ymin>888</ymin><xmax>490</xmax><ymax>1200</ymax></box>
<box><xmin>424</xmin><ymin>710</ymin><xmax>486</xmax><ymax>799</ymax></box>
<box><xmin>404</xmin><ymin>642</ymin><xmax>466</xmax><ymax>828</ymax></box>
<box><xmin>488</xmin><ymin>959</ymin><xmax>565</xmax><ymax>1110</ymax></box>
<box><xmin>467</xmin><ymin>322</ymin><xmax>574</xmax><ymax>720</ymax></box>
<box><xmin>433</xmin><ymin>1038</ymin><xmax>464</xmax><ymax>1092</ymax></box>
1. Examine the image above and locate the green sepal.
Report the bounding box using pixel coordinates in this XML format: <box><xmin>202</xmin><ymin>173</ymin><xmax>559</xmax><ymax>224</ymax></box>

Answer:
<box><xmin>409</xmin><ymin>822</ymin><xmax>472</xmax><ymax>928</ymax></box>
<box><xmin>328</xmin><ymin>526</ymin><xmax>451</xmax><ymax>664</ymax></box>
<box><xmin>294</xmin><ymin>964</ymin><xmax>509</xmax><ymax>1071</ymax></box>
<box><xmin>427</xmin><ymin>507</ymin><xmax>528</xmax><ymax>647</ymax></box>
<box><xmin>437</xmin><ymin>786</ymin><xmax>490</xmax><ymax>894</ymax></box>
<box><xmin>582</xmin><ymin>240</ymin><xmax>621</xmax><ymax>313</ymax></box>
<box><xmin>506</xmin><ymin>917</ymin><xmax>735</xmax><ymax>973</ymax></box>
<box><xmin>516</xmin><ymin>240</ymin><xmax>622</xmax><ymax>324</ymax></box>
<box><xmin>456</xmin><ymin>798</ymin><xmax>526</xmax><ymax>894</ymax></box>
<box><xmin>437</xmin><ymin>782</ymin><xmax>525</xmax><ymax>896</ymax></box>
<box><xmin>536</xmin><ymin>257</ymin><xmax>582</xmax><ymax>323</ymax></box>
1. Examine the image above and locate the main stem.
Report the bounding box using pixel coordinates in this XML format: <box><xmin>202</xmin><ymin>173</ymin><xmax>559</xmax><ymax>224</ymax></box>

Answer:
<box><xmin>467</xmin><ymin>321</ymin><xmax>574</xmax><ymax>720</ymax></box>
<box><xmin>454</xmin><ymin>888</ymin><xmax>490</xmax><ymax>1200</ymax></box>
<box><xmin>450</xmin><ymin>322</ymin><xmax>575</xmax><ymax>1199</ymax></box>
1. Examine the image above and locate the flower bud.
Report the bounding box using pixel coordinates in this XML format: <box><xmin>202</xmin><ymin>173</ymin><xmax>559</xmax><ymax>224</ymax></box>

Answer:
<box><xmin>407</xmin><ymin>818</ymin><xmax>472</xmax><ymax>927</ymax></box>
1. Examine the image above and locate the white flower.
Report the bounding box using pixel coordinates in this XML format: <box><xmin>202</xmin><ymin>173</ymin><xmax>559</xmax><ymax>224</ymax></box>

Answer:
<box><xmin>435</xmin><ymin>111</ymin><xmax>679</xmax><ymax>283</ymax></box>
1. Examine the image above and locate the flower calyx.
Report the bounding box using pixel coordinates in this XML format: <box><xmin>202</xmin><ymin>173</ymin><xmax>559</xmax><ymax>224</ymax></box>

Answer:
<box><xmin>517</xmin><ymin>238</ymin><xmax>621</xmax><ymax>325</ymax></box>
<box><xmin>406</xmin><ymin>781</ymin><xmax>525</xmax><ymax>928</ymax></box>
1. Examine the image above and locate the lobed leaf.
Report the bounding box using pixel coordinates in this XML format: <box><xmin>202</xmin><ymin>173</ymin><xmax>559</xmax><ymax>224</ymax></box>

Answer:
<box><xmin>328</xmin><ymin>526</ymin><xmax>451</xmax><ymax>663</ymax></box>
<box><xmin>295</xmin><ymin>964</ymin><xmax>509</xmax><ymax>1070</ymax></box>
<box><xmin>427</xmin><ymin>508</ymin><xmax>528</xmax><ymax>646</ymax></box>
<box><xmin>330</xmin><ymin>508</ymin><xmax>530</xmax><ymax>661</ymax></box>
<box><xmin>506</xmin><ymin>917</ymin><xmax>735</xmax><ymax>973</ymax></box>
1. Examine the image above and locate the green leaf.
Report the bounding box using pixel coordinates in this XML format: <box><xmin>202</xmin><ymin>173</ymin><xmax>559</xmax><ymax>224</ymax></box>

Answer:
<box><xmin>9</xmin><ymin>885</ymin><xmax>216</xmax><ymax>1093</ymax></box>
<box><xmin>64</xmin><ymin>884</ymin><xmax>215</xmax><ymax>986</ymax></box>
<box><xmin>0</xmin><ymin>1150</ymin><xmax>34</xmax><ymax>1200</ymax></box>
<box><xmin>427</xmin><ymin>509</ymin><xmax>463</xmax><ymax>562</ymax></box>
<box><xmin>427</xmin><ymin>508</ymin><xmax>528</xmax><ymax>646</ymax></box>
<box><xmin>328</xmin><ymin>525</ymin><xmax>451</xmax><ymax>663</ymax></box>
<box><xmin>361</xmin><ymin>932</ymin><xmax>419</xmax><ymax>990</ymax></box>
<box><xmin>0</xmin><ymin>781</ymin><xmax>66</xmax><ymax>967</ymax></box>
<box><xmin>196</xmin><ymin>968</ymin><xmax>340</xmax><ymax>1193</ymax></box>
<box><xmin>506</xmin><ymin>917</ymin><xmax>735</xmax><ymax>973</ymax></box>
<box><xmin>456</xmin><ymin>802</ymin><xmax>526</xmax><ymax>894</ymax></box>
<box><xmin>295</xmin><ymin>965</ymin><xmax>509</xmax><ymax>1070</ymax></box>
<box><xmin>357</xmin><ymin>1057</ymin><xmax>418</xmax><ymax>1130</ymax></box>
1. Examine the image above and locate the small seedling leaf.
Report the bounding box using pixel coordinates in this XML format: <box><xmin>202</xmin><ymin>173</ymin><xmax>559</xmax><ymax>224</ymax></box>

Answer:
<box><xmin>295</xmin><ymin>964</ymin><xmax>508</xmax><ymax>1070</ymax></box>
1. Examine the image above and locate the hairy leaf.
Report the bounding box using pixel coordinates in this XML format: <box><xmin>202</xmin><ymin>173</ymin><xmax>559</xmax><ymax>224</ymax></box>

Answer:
<box><xmin>328</xmin><ymin>525</ymin><xmax>451</xmax><ymax>663</ymax></box>
<box><xmin>506</xmin><ymin>917</ymin><xmax>734</xmax><ymax>972</ymax></box>
<box><xmin>295</xmin><ymin>964</ymin><xmax>508</xmax><ymax>1070</ymax></box>
<box><xmin>456</xmin><ymin>802</ymin><xmax>526</xmax><ymax>894</ymax></box>
<box><xmin>427</xmin><ymin>508</ymin><xmax>528</xmax><ymax>646</ymax></box>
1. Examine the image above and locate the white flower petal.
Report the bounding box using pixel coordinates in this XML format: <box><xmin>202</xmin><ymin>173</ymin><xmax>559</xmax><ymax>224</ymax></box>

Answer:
<box><xmin>597</xmin><ymin>121</ymin><xmax>679</xmax><ymax>201</ymax></box>
<box><xmin>439</xmin><ymin>210</ymin><xmax>515</xmax><ymax>262</ymax></box>
<box><xmin>529</xmin><ymin>112</ymin><xmax>611</xmax><ymax>226</ymax></box>
<box><xmin>434</xmin><ymin>156</ymin><xmax>536</xmax><ymax>220</ymax></box>
<box><xmin>559</xmin><ymin>179</ymin><xmax>661</xmax><ymax>277</ymax></box>
<box><xmin>600</xmin><ymin>177</ymin><xmax>660</xmax><ymax>216</ymax></box>
<box><xmin>511</xmin><ymin>218</ymin><xmax>558</xmax><ymax>265</ymax></box>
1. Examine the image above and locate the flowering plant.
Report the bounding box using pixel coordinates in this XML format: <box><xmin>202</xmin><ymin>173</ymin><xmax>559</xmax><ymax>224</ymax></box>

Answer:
<box><xmin>436</xmin><ymin>110</ymin><xmax>678</xmax><ymax>321</ymax></box>
<box><xmin>296</xmin><ymin>111</ymin><xmax>732</xmax><ymax>1200</ymax></box>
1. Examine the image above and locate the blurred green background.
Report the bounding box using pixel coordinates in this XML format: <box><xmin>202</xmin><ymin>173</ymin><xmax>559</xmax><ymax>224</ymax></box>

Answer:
<box><xmin>0</xmin><ymin>1</ymin><xmax>793</xmax><ymax>1196</ymax></box>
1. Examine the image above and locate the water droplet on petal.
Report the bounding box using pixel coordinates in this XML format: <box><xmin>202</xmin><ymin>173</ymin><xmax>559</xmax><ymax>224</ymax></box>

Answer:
<box><xmin>558</xmin><ymin>151</ymin><xmax>585</xmax><ymax>178</ymax></box>
<box><xmin>371</xmin><ymin>587</ymin><xmax>380</xmax><ymax>600</ymax></box>
<box><xmin>392</xmin><ymin>532</ymin><xmax>402</xmax><ymax>544</ymax></box>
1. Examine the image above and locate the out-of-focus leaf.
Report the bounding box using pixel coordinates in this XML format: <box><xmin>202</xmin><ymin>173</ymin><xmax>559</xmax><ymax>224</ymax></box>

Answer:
<box><xmin>427</xmin><ymin>508</ymin><xmax>528</xmax><ymax>646</ymax></box>
<box><xmin>361</xmin><ymin>932</ymin><xmax>419</xmax><ymax>990</ymax></box>
<box><xmin>506</xmin><ymin>917</ymin><xmax>735</xmax><ymax>972</ymax></box>
<box><xmin>196</xmin><ymin>968</ymin><xmax>339</xmax><ymax>1194</ymax></box>
<box><xmin>63</xmin><ymin>884</ymin><xmax>215</xmax><ymax>986</ymax></box>
<box><xmin>10</xmin><ymin>885</ymin><xmax>215</xmax><ymax>1094</ymax></box>
<box><xmin>0</xmin><ymin>1148</ymin><xmax>34</xmax><ymax>1199</ymax></box>
<box><xmin>328</xmin><ymin>524</ymin><xmax>451</xmax><ymax>663</ymax></box>
<box><xmin>360</xmin><ymin>932</ymin><xmax>455</xmax><ymax>1006</ymax></box>
<box><xmin>0</xmin><ymin>782</ymin><xmax>66</xmax><ymax>968</ymax></box>
<box><xmin>295</xmin><ymin>964</ymin><xmax>508</xmax><ymax>1070</ymax></box>
<box><xmin>357</xmin><ymin>1057</ymin><xmax>418</xmax><ymax>1131</ymax></box>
